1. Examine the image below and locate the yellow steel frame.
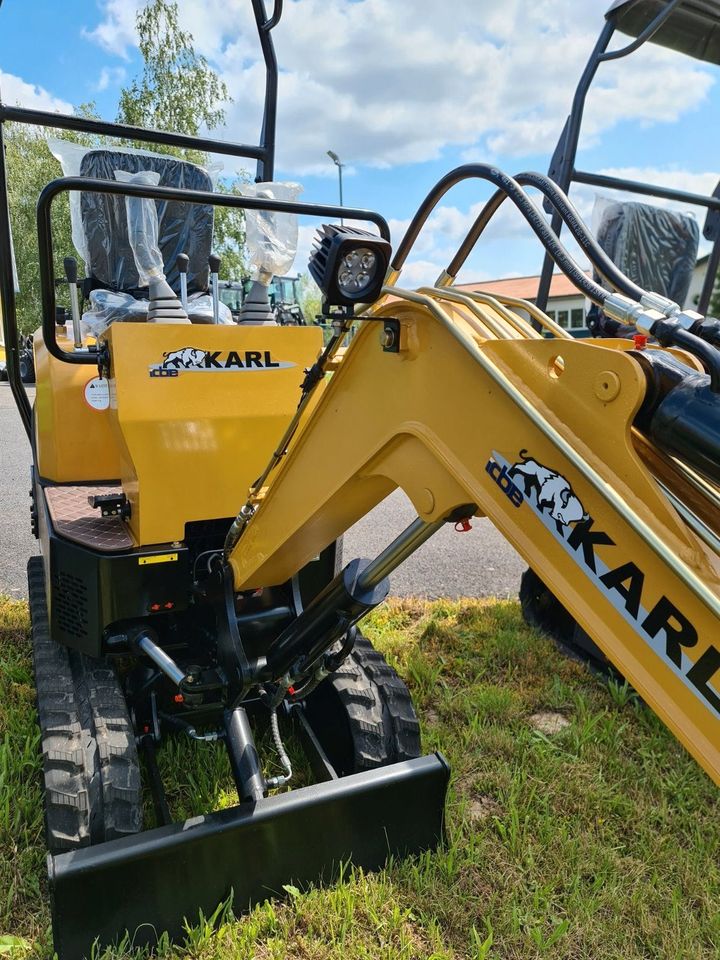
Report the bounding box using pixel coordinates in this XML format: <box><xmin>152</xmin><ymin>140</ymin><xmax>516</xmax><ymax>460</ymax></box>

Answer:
<box><xmin>228</xmin><ymin>288</ymin><xmax>720</xmax><ymax>785</ymax></box>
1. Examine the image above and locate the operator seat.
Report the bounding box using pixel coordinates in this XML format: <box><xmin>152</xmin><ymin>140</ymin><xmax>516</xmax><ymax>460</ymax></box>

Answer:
<box><xmin>594</xmin><ymin>199</ymin><xmax>699</xmax><ymax>304</ymax></box>
<box><xmin>79</xmin><ymin>149</ymin><xmax>214</xmax><ymax>310</ymax></box>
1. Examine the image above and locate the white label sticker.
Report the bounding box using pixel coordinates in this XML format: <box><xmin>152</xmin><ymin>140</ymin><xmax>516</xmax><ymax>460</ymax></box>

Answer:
<box><xmin>84</xmin><ymin>377</ymin><xmax>110</xmax><ymax>411</ymax></box>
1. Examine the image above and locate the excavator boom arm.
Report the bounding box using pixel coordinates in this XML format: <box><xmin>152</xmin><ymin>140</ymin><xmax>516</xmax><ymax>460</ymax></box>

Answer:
<box><xmin>229</xmin><ymin>292</ymin><xmax>720</xmax><ymax>785</ymax></box>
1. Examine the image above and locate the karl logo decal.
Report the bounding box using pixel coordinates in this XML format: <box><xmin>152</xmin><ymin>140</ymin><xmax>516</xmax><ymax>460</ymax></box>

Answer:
<box><xmin>486</xmin><ymin>448</ymin><xmax>720</xmax><ymax>720</ymax></box>
<box><xmin>149</xmin><ymin>346</ymin><xmax>296</xmax><ymax>377</ymax></box>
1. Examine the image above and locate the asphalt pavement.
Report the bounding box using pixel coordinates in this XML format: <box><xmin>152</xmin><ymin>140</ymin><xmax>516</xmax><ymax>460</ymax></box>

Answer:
<box><xmin>0</xmin><ymin>382</ymin><xmax>524</xmax><ymax>599</ymax></box>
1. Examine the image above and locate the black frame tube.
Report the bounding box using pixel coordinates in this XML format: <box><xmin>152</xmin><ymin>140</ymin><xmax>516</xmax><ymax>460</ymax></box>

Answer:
<box><xmin>698</xmin><ymin>237</ymin><xmax>720</xmax><ymax>317</ymax></box>
<box><xmin>36</xmin><ymin>176</ymin><xmax>389</xmax><ymax>366</ymax></box>
<box><xmin>139</xmin><ymin>735</ymin><xmax>173</xmax><ymax>827</ymax></box>
<box><xmin>596</xmin><ymin>0</ymin><xmax>684</xmax><ymax>63</ymax></box>
<box><xmin>0</xmin><ymin>120</ymin><xmax>31</xmax><ymax>435</ymax></box>
<box><xmin>0</xmin><ymin>105</ymin><xmax>267</xmax><ymax>162</ymax></box>
<box><xmin>535</xmin><ymin>17</ymin><xmax>616</xmax><ymax>310</ymax></box>
<box><xmin>574</xmin><ymin>170</ymin><xmax>720</xmax><ymax>212</ymax></box>
<box><xmin>252</xmin><ymin>0</ymin><xmax>279</xmax><ymax>181</ymax></box>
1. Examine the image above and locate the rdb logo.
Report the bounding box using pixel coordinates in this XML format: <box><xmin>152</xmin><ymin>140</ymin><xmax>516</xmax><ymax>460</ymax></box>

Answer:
<box><xmin>485</xmin><ymin>458</ymin><xmax>524</xmax><ymax>507</ymax></box>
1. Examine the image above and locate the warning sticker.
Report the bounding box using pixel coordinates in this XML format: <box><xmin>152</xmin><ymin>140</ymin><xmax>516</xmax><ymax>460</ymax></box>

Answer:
<box><xmin>84</xmin><ymin>377</ymin><xmax>110</xmax><ymax>411</ymax></box>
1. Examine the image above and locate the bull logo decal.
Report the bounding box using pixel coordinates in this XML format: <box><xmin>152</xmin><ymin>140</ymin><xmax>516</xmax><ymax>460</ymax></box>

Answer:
<box><xmin>161</xmin><ymin>347</ymin><xmax>209</xmax><ymax>369</ymax></box>
<box><xmin>508</xmin><ymin>450</ymin><xmax>588</xmax><ymax>532</ymax></box>
<box><xmin>487</xmin><ymin>449</ymin><xmax>588</xmax><ymax>534</ymax></box>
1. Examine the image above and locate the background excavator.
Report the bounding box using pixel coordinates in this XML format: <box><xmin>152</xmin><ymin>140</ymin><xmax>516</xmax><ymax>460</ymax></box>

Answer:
<box><xmin>1</xmin><ymin>1</ymin><xmax>719</xmax><ymax>958</ymax></box>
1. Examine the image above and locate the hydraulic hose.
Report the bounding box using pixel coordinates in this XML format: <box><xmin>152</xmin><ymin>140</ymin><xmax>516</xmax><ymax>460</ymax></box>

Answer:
<box><xmin>446</xmin><ymin>171</ymin><xmax>646</xmax><ymax>303</ymax></box>
<box><xmin>266</xmin><ymin>709</ymin><xmax>292</xmax><ymax>788</ymax></box>
<box><xmin>391</xmin><ymin>164</ymin><xmax>610</xmax><ymax>305</ymax></box>
<box><xmin>223</xmin><ymin>310</ymin><xmax>355</xmax><ymax>558</ymax></box>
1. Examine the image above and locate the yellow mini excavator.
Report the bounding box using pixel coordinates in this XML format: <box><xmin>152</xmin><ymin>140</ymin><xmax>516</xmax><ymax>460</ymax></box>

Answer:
<box><xmin>1</xmin><ymin>1</ymin><xmax>719</xmax><ymax>957</ymax></box>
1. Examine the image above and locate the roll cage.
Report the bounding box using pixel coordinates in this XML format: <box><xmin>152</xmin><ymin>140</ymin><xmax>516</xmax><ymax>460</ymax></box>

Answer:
<box><xmin>537</xmin><ymin>0</ymin><xmax>720</xmax><ymax>314</ymax></box>
<box><xmin>0</xmin><ymin>0</ymin><xmax>388</xmax><ymax>436</ymax></box>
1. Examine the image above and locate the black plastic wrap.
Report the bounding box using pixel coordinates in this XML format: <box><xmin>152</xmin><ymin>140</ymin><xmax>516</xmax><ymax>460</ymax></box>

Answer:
<box><xmin>76</xmin><ymin>149</ymin><xmax>214</xmax><ymax>296</ymax></box>
<box><xmin>593</xmin><ymin>199</ymin><xmax>699</xmax><ymax>305</ymax></box>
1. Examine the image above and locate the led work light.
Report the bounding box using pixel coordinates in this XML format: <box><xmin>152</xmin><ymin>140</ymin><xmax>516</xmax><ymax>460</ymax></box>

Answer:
<box><xmin>308</xmin><ymin>224</ymin><xmax>391</xmax><ymax>309</ymax></box>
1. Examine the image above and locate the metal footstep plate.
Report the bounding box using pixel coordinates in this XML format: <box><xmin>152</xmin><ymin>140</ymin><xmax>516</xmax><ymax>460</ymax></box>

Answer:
<box><xmin>49</xmin><ymin>752</ymin><xmax>450</xmax><ymax>960</ymax></box>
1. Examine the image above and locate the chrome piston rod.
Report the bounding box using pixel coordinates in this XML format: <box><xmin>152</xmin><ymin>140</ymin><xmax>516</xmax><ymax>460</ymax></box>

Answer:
<box><xmin>136</xmin><ymin>631</ymin><xmax>187</xmax><ymax>687</ymax></box>
<box><xmin>356</xmin><ymin>515</ymin><xmax>448</xmax><ymax>591</ymax></box>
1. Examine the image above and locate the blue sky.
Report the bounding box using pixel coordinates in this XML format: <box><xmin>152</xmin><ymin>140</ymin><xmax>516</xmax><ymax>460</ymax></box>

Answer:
<box><xmin>2</xmin><ymin>0</ymin><xmax>720</xmax><ymax>286</ymax></box>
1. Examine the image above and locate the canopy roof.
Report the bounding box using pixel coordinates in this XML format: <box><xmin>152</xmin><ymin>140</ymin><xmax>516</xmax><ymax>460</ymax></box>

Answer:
<box><xmin>607</xmin><ymin>0</ymin><xmax>720</xmax><ymax>65</ymax></box>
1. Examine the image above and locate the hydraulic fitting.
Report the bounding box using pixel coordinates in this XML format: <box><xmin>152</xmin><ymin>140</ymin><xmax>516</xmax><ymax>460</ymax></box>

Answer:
<box><xmin>603</xmin><ymin>292</ymin><xmax>666</xmax><ymax>336</ymax></box>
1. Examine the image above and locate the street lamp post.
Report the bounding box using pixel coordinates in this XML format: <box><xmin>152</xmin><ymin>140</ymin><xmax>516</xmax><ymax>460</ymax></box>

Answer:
<box><xmin>327</xmin><ymin>150</ymin><xmax>344</xmax><ymax>225</ymax></box>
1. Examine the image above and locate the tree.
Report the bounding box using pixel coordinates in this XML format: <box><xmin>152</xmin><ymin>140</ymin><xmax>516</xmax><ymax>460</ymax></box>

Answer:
<box><xmin>5</xmin><ymin>106</ymin><xmax>102</xmax><ymax>333</ymax></box>
<box><xmin>117</xmin><ymin>0</ymin><xmax>228</xmax><ymax>138</ymax></box>
<box><xmin>296</xmin><ymin>272</ymin><xmax>322</xmax><ymax>322</ymax></box>
<box><xmin>4</xmin><ymin>0</ymin><xmax>245</xmax><ymax>336</ymax></box>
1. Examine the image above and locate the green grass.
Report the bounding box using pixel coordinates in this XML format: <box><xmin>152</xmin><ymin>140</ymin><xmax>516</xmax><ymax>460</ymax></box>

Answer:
<box><xmin>1</xmin><ymin>594</ymin><xmax>719</xmax><ymax>959</ymax></box>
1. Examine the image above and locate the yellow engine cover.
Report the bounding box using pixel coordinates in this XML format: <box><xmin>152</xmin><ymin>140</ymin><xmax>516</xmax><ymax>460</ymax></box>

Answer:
<box><xmin>104</xmin><ymin>323</ymin><xmax>323</xmax><ymax>546</ymax></box>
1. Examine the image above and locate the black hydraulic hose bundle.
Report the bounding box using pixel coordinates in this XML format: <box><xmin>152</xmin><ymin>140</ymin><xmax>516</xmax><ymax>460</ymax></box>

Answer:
<box><xmin>392</xmin><ymin>163</ymin><xmax>720</xmax><ymax>389</ymax></box>
<box><xmin>446</xmin><ymin>170</ymin><xmax>646</xmax><ymax>303</ymax></box>
<box><xmin>392</xmin><ymin>164</ymin><xmax>611</xmax><ymax>306</ymax></box>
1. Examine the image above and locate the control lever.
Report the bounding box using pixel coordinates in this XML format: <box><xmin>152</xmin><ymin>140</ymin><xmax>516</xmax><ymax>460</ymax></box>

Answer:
<box><xmin>175</xmin><ymin>253</ymin><xmax>189</xmax><ymax>311</ymax></box>
<box><xmin>209</xmin><ymin>254</ymin><xmax>221</xmax><ymax>325</ymax></box>
<box><xmin>64</xmin><ymin>256</ymin><xmax>83</xmax><ymax>350</ymax></box>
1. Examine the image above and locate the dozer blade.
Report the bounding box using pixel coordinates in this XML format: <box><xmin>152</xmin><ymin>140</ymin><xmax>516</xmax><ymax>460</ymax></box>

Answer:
<box><xmin>49</xmin><ymin>753</ymin><xmax>449</xmax><ymax>959</ymax></box>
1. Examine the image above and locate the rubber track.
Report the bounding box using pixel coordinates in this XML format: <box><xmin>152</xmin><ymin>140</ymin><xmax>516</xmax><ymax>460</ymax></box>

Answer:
<box><xmin>326</xmin><ymin>633</ymin><xmax>421</xmax><ymax>771</ymax></box>
<box><xmin>28</xmin><ymin>557</ymin><xmax>142</xmax><ymax>852</ymax></box>
<box><xmin>520</xmin><ymin>566</ymin><xmax>614</xmax><ymax>676</ymax></box>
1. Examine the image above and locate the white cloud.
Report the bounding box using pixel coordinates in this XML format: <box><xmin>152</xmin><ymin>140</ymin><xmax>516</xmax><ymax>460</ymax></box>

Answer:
<box><xmin>395</xmin><ymin>259</ymin><xmax>448</xmax><ymax>288</ymax></box>
<box><xmin>82</xmin><ymin>1</ymin><xmax>137</xmax><ymax>59</ymax></box>
<box><xmin>82</xmin><ymin>2</ymin><xmax>718</xmax><ymax>284</ymax></box>
<box><xmin>95</xmin><ymin>66</ymin><xmax>127</xmax><ymax>93</ymax></box>
<box><xmin>0</xmin><ymin>71</ymin><xmax>73</xmax><ymax>113</ymax></box>
<box><xmin>85</xmin><ymin>0</ymin><xmax>714</xmax><ymax>176</ymax></box>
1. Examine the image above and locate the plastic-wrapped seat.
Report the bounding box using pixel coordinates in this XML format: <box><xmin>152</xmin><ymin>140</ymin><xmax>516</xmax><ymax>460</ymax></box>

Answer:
<box><xmin>587</xmin><ymin>198</ymin><xmax>700</xmax><ymax>337</ymax></box>
<box><xmin>594</xmin><ymin>199</ymin><xmax>699</xmax><ymax>304</ymax></box>
<box><xmin>78</xmin><ymin>150</ymin><xmax>214</xmax><ymax>298</ymax></box>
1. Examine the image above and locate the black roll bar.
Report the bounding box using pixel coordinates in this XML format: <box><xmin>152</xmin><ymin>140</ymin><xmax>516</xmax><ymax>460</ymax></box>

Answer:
<box><xmin>36</xmin><ymin>176</ymin><xmax>389</xmax><ymax>367</ymax></box>
<box><xmin>536</xmin><ymin>0</ymin><xmax>720</xmax><ymax>317</ymax></box>
<box><xmin>1</xmin><ymin>0</ymin><xmax>280</xmax><ymax>176</ymax></box>
<box><xmin>0</xmin><ymin>106</ymin><xmax>267</xmax><ymax>163</ymax></box>
<box><xmin>253</xmin><ymin>0</ymin><xmax>279</xmax><ymax>180</ymax></box>
<box><xmin>0</xmin><ymin>119</ymin><xmax>30</xmax><ymax>434</ymax></box>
